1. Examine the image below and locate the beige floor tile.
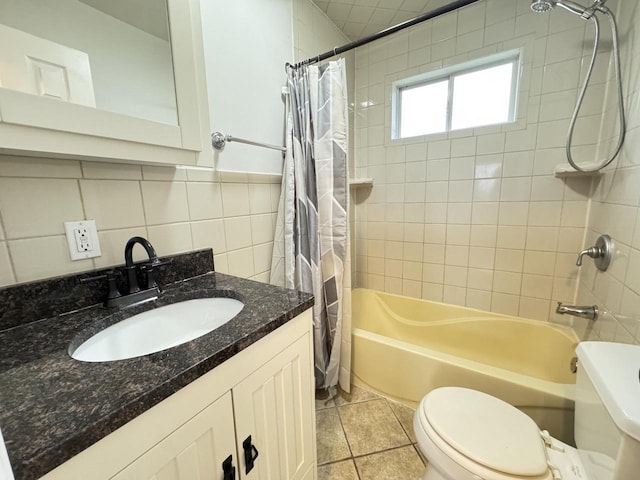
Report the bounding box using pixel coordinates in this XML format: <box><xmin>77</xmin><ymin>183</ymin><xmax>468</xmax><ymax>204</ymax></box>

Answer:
<box><xmin>339</xmin><ymin>399</ymin><xmax>411</xmax><ymax>456</ymax></box>
<box><xmin>318</xmin><ymin>459</ymin><xmax>359</xmax><ymax>480</ymax></box>
<box><xmin>355</xmin><ymin>446</ymin><xmax>426</xmax><ymax>480</ymax></box>
<box><xmin>389</xmin><ymin>400</ymin><xmax>417</xmax><ymax>443</ymax></box>
<box><xmin>316</xmin><ymin>408</ymin><xmax>351</xmax><ymax>465</ymax></box>
<box><xmin>335</xmin><ymin>384</ymin><xmax>380</xmax><ymax>406</ymax></box>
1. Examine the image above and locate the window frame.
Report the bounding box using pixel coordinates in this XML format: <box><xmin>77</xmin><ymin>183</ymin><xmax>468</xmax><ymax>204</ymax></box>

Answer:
<box><xmin>392</xmin><ymin>49</ymin><xmax>522</xmax><ymax>139</ymax></box>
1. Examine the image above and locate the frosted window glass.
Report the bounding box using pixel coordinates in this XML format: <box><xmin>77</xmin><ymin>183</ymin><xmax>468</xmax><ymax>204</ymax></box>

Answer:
<box><xmin>400</xmin><ymin>80</ymin><xmax>448</xmax><ymax>138</ymax></box>
<box><xmin>451</xmin><ymin>63</ymin><xmax>514</xmax><ymax>130</ymax></box>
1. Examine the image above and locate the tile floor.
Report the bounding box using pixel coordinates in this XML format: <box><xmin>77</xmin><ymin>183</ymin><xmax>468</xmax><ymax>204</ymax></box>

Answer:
<box><xmin>315</xmin><ymin>385</ymin><xmax>426</xmax><ymax>480</ymax></box>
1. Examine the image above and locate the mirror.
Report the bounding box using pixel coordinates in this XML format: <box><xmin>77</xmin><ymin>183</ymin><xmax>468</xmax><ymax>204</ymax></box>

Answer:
<box><xmin>0</xmin><ymin>0</ymin><xmax>178</xmax><ymax>125</ymax></box>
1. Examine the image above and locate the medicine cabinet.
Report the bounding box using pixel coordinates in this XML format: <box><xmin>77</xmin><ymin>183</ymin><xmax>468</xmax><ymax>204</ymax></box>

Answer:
<box><xmin>0</xmin><ymin>0</ymin><xmax>212</xmax><ymax>166</ymax></box>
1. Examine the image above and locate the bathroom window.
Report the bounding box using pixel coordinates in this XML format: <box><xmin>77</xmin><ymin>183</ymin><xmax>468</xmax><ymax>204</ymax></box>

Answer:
<box><xmin>392</xmin><ymin>50</ymin><xmax>521</xmax><ymax>139</ymax></box>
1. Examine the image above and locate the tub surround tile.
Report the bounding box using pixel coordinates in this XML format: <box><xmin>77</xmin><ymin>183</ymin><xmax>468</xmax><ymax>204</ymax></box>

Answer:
<box><xmin>338</xmin><ymin>399</ymin><xmax>411</xmax><ymax>457</ymax></box>
<box><xmin>316</xmin><ymin>408</ymin><xmax>352</xmax><ymax>465</ymax></box>
<box><xmin>351</xmin><ymin>0</ymin><xmax>640</xmax><ymax>331</ymax></box>
<box><xmin>354</xmin><ymin>446</ymin><xmax>426</xmax><ymax>480</ymax></box>
<box><xmin>0</xmin><ymin>251</ymin><xmax>314</xmax><ymax>480</ymax></box>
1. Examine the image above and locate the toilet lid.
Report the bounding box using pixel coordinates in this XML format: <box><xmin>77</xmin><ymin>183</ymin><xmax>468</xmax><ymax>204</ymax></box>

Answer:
<box><xmin>423</xmin><ymin>387</ymin><xmax>548</xmax><ymax>476</ymax></box>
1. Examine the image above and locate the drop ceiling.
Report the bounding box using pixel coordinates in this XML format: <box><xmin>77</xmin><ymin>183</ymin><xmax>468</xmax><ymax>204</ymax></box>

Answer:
<box><xmin>311</xmin><ymin>0</ymin><xmax>455</xmax><ymax>40</ymax></box>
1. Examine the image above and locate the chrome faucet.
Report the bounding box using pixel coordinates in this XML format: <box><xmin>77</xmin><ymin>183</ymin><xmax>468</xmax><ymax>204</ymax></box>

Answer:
<box><xmin>556</xmin><ymin>302</ymin><xmax>598</xmax><ymax>321</ymax></box>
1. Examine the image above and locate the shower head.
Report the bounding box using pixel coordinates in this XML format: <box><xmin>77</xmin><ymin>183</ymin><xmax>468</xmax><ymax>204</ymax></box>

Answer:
<box><xmin>530</xmin><ymin>0</ymin><xmax>555</xmax><ymax>13</ymax></box>
<box><xmin>530</xmin><ymin>0</ymin><xmax>598</xmax><ymax>18</ymax></box>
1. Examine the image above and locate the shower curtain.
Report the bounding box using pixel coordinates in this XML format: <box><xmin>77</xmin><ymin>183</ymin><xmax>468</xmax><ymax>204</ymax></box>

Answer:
<box><xmin>271</xmin><ymin>58</ymin><xmax>351</xmax><ymax>391</ymax></box>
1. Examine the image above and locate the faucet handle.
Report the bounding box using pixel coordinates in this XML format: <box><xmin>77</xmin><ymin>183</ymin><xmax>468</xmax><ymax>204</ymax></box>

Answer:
<box><xmin>80</xmin><ymin>270</ymin><xmax>123</xmax><ymax>302</ymax></box>
<box><xmin>576</xmin><ymin>234</ymin><xmax>612</xmax><ymax>271</ymax></box>
<box><xmin>139</xmin><ymin>259</ymin><xmax>170</xmax><ymax>290</ymax></box>
<box><xmin>576</xmin><ymin>246</ymin><xmax>601</xmax><ymax>266</ymax></box>
<box><xmin>149</xmin><ymin>258</ymin><xmax>172</xmax><ymax>267</ymax></box>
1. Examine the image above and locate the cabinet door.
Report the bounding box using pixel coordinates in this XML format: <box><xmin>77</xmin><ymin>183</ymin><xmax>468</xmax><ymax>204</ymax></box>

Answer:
<box><xmin>112</xmin><ymin>391</ymin><xmax>238</xmax><ymax>480</ymax></box>
<box><xmin>233</xmin><ymin>333</ymin><xmax>315</xmax><ymax>480</ymax></box>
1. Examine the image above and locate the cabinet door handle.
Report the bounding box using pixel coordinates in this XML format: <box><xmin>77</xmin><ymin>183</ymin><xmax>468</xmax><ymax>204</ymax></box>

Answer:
<box><xmin>242</xmin><ymin>435</ymin><xmax>260</xmax><ymax>474</ymax></box>
<box><xmin>222</xmin><ymin>454</ymin><xmax>236</xmax><ymax>480</ymax></box>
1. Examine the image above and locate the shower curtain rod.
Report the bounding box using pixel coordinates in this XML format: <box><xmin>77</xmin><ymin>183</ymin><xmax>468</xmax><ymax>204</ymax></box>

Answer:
<box><xmin>290</xmin><ymin>0</ymin><xmax>481</xmax><ymax>69</ymax></box>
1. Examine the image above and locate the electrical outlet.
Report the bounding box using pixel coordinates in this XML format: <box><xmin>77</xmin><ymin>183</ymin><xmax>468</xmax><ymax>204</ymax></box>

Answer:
<box><xmin>64</xmin><ymin>220</ymin><xmax>101</xmax><ymax>261</ymax></box>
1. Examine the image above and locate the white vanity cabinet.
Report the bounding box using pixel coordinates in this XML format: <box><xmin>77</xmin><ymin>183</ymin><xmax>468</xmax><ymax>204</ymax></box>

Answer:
<box><xmin>40</xmin><ymin>309</ymin><xmax>316</xmax><ymax>480</ymax></box>
<box><xmin>111</xmin><ymin>392</ymin><xmax>237</xmax><ymax>480</ymax></box>
<box><xmin>0</xmin><ymin>0</ymin><xmax>212</xmax><ymax>167</ymax></box>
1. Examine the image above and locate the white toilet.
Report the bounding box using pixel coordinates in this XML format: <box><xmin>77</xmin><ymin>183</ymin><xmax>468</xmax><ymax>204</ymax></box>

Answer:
<box><xmin>414</xmin><ymin>341</ymin><xmax>640</xmax><ymax>480</ymax></box>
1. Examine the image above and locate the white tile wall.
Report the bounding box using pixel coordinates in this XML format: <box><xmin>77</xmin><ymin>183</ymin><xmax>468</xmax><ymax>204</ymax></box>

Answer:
<box><xmin>80</xmin><ymin>180</ymin><xmax>146</xmax><ymax>230</ymax></box>
<box><xmin>574</xmin><ymin>0</ymin><xmax>640</xmax><ymax>345</ymax></box>
<box><xmin>353</xmin><ymin>0</ymin><xmax>600</xmax><ymax>323</ymax></box>
<box><xmin>0</xmin><ymin>155</ymin><xmax>281</xmax><ymax>284</ymax></box>
<box><xmin>0</xmin><ymin>178</ymin><xmax>84</xmax><ymax>238</ymax></box>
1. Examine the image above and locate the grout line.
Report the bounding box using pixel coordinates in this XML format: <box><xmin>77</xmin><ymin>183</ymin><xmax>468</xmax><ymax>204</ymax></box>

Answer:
<box><xmin>325</xmin><ymin>388</ymin><xmax>418</xmax><ymax>479</ymax></box>
<box><xmin>384</xmin><ymin>397</ymin><xmax>415</xmax><ymax>444</ymax></box>
<box><xmin>350</xmin><ymin>443</ymin><xmax>416</xmax><ymax>460</ymax></box>
<box><xmin>334</xmin><ymin>401</ymin><xmax>357</xmax><ymax>462</ymax></box>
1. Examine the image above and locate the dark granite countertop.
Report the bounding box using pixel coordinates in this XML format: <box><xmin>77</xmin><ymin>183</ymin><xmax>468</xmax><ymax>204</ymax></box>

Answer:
<box><xmin>0</xmin><ymin>262</ymin><xmax>313</xmax><ymax>480</ymax></box>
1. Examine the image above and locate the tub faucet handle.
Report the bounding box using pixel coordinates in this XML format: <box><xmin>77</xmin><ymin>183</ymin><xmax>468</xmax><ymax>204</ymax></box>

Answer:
<box><xmin>576</xmin><ymin>246</ymin><xmax>601</xmax><ymax>266</ymax></box>
<box><xmin>576</xmin><ymin>234</ymin><xmax>612</xmax><ymax>271</ymax></box>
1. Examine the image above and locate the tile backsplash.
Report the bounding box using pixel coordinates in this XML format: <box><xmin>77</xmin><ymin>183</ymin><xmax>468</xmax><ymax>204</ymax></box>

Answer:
<box><xmin>0</xmin><ymin>156</ymin><xmax>280</xmax><ymax>286</ymax></box>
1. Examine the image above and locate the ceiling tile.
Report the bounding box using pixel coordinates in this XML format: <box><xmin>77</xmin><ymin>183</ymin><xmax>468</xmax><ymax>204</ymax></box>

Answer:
<box><xmin>312</xmin><ymin>0</ymin><xmax>437</xmax><ymax>40</ymax></box>
<box><xmin>342</xmin><ymin>22</ymin><xmax>367</xmax><ymax>38</ymax></box>
<box><xmin>353</xmin><ymin>0</ymin><xmax>381</xmax><ymax>6</ymax></box>
<box><xmin>348</xmin><ymin>5</ymin><xmax>375</xmax><ymax>23</ymax></box>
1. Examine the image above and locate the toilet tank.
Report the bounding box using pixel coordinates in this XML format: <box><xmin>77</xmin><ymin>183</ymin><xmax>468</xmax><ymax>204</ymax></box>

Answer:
<box><xmin>575</xmin><ymin>342</ymin><xmax>640</xmax><ymax>479</ymax></box>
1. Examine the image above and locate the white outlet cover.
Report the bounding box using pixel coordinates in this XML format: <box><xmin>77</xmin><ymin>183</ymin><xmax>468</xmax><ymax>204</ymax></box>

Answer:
<box><xmin>64</xmin><ymin>220</ymin><xmax>101</xmax><ymax>261</ymax></box>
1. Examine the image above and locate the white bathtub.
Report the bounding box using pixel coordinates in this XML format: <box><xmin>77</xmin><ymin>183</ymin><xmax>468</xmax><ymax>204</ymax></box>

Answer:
<box><xmin>351</xmin><ymin>289</ymin><xmax>579</xmax><ymax>444</ymax></box>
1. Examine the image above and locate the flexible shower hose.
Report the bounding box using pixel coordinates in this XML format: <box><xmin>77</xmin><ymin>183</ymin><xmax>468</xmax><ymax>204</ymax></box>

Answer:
<box><xmin>565</xmin><ymin>8</ymin><xmax>625</xmax><ymax>172</ymax></box>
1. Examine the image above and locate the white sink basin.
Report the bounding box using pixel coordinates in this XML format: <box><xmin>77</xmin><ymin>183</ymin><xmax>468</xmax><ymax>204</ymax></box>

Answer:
<box><xmin>0</xmin><ymin>428</ymin><xmax>14</xmax><ymax>480</ymax></box>
<box><xmin>71</xmin><ymin>298</ymin><xmax>244</xmax><ymax>362</ymax></box>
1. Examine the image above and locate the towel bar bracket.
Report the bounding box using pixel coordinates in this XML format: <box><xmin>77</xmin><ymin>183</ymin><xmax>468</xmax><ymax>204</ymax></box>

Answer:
<box><xmin>211</xmin><ymin>131</ymin><xmax>286</xmax><ymax>155</ymax></box>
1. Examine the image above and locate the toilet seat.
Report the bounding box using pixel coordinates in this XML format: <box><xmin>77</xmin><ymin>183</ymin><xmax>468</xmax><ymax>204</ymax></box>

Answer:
<box><xmin>414</xmin><ymin>387</ymin><xmax>555</xmax><ymax>480</ymax></box>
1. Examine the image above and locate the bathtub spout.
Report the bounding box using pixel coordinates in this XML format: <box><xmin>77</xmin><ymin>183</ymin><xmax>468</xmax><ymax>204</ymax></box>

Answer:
<box><xmin>556</xmin><ymin>302</ymin><xmax>598</xmax><ymax>321</ymax></box>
